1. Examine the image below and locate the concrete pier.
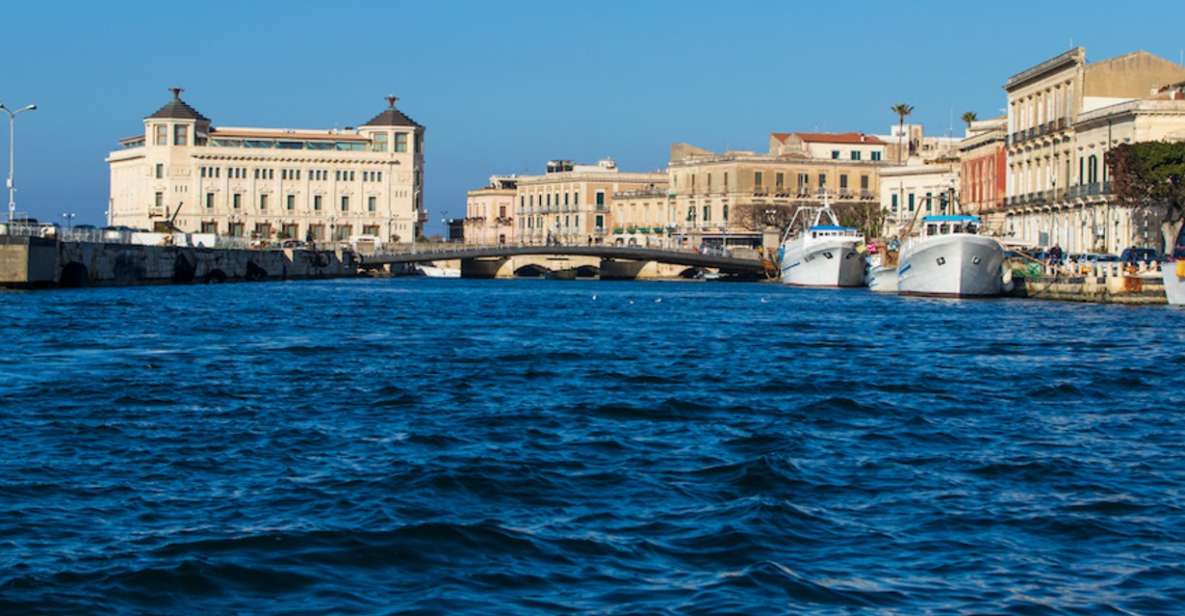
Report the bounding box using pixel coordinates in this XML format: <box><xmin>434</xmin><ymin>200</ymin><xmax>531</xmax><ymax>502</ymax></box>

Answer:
<box><xmin>0</xmin><ymin>236</ymin><xmax>356</xmax><ymax>289</ymax></box>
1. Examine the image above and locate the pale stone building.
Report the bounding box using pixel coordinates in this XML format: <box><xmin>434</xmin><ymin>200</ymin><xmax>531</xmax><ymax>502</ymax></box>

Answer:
<box><xmin>879</xmin><ymin>161</ymin><xmax>960</xmax><ymax>237</ymax></box>
<box><xmin>513</xmin><ymin>159</ymin><xmax>667</xmax><ymax>245</ymax></box>
<box><xmin>668</xmin><ymin>133</ymin><xmax>885</xmax><ymax>249</ymax></box>
<box><xmin>107</xmin><ymin>89</ymin><xmax>425</xmax><ymax>244</ymax></box>
<box><xmin>608</xmin><ymin>187</ymin><xmax>676</xmax><ymax>247</ymax></box>
<box><xmin>1003</xmin><ymin>48</ymin><xmax>1185</xmax><ymax>252</ymax></box>
<box><xmin>873</xmin><ymin>124</ymin><xmax>961</xmax><ymax>164</ymax></box>
<box><xmin>464</xmin><ymin>176</ymin><xmax>517</xmax><ymax>245</ymax></box>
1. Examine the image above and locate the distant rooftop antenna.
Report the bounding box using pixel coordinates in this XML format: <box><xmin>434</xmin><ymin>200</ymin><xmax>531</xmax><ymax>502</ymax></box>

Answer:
<box><xmin>169</xmin><ymin>87</ymin><xmax>183</xmax><ymax>100</ymax></box>
<box><xmin>385</xmin><ymin>94</ymin><xmax>399</xmax><ymax>108</ymax></box>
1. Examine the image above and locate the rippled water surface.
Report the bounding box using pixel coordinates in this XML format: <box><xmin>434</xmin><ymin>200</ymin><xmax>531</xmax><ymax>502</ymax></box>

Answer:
<box><xmin>2</xmin><ymin>278</ymin><xmax>1185</xmax><ymax>614</ymax></box>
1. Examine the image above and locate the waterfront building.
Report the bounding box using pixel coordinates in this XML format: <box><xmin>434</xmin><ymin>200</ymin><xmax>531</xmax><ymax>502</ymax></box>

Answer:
<box><xmin>464</xmin><ymin>176</ymin><xmax>517</xmax><ymax>245</ymax></box>
<box><xmin>1003</xmin><ymin>48</ymin><xmax>1185</xmax><ymax>252</ymax></box>
<box><xmin>107</xmin><ymin>89</ymin><xmax>425</xmax><ymax>244</ymax></box>
<box><xmin>668</xmin><ymin>134</ymin><xmax>884</xmax><ymax>249</ymax></box>
<box><xmin>513</xmin><ymin>159</ymin><xmax>667</xmax><ymax>245</ymax></box>
<box><xmin>879</xmin><ymin>161</ymin><xmax>960</xmax><ymax>238</ymax></box>
<box><xmin>958</xmin><ymin>117</ymin><xmax>1008</xmax><ymax>232</ymax></box>
<box><xmin>609</xmin><ymin>187</ymin><xmax>676</xmax><ymax>247</ymax></box>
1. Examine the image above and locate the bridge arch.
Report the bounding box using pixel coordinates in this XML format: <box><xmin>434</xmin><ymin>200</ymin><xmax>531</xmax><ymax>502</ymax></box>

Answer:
<box><xmin>514</xmin><ymin>263</ymin><xmax>550</xmax><ymax>278</ymax></box>
<box><xmin>574</xmin><ymin>265</ymin><xmax>600</xmax><ymax>278</ymax></box>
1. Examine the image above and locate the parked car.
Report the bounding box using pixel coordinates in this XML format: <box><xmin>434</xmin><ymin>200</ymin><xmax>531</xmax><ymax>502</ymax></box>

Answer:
<box><xmin>1120</xmin><ymin>247</ymin><xmax>1162</xmax><ymax>265</ymax></box>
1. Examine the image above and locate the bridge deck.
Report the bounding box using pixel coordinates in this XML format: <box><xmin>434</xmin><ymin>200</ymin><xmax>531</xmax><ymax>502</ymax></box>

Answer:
<box><xmin>360</xmin><ymin>245</ymin><xmax>766</xmax><ymax>272</ymax></box>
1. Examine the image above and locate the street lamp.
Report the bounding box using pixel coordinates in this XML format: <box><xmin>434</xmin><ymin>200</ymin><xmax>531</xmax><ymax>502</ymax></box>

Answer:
<box><xmin>0</xmin><ymin>102</ymin><xmax>37</xmax><ymax>223</ymax></box>
<box><xmin>61</xmin><ymin>212</ymin><xmax>76</xmax><ymax>232</ymax></box>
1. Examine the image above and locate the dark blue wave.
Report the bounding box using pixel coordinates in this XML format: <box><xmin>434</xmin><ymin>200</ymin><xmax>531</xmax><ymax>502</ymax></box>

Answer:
<box><xmin>0</xmin><ymin>278</ymin><xmax>1183</xmax><ymax>613</ymax></box>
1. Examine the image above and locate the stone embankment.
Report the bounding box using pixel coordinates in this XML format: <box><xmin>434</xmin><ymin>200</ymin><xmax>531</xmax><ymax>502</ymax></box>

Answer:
<box><xmin>1008</xmin><ymin>261</ymin><xmax>1168</xmax><ymax>304</ymax></box>
<box><xmin>0</xmin><ymin>236</ymin><xmax>356</xmax><ymax>289</ymax></box>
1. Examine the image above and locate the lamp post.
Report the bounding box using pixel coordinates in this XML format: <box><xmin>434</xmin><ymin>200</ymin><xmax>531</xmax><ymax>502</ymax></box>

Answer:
<box><xmin>61</xmin><ymin>212</ymin><xmax>76</xmax><ymax>232</ymax></box>
<box><xmin>1</xmin><ymin>102</ymin><xmax>37</xmax><ymax>223</ymax></box>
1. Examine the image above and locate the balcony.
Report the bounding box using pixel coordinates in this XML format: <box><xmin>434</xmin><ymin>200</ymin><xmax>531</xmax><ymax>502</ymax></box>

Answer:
<box><xmin>148</xmin><ymin>206</ymin><xmax>166</xmax><ymax>218</ymax></box>
<box><xmin>1026</xmin><ymin>127</ymin><xmax>1037</xmax><ymax>140</ymax></box>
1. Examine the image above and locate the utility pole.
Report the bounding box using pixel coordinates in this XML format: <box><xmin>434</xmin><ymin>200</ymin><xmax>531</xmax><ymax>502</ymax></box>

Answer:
<box><xmin>0</xmin><ymin>103</ymin><xmax>38</xmax><ymax>223</ymax></box>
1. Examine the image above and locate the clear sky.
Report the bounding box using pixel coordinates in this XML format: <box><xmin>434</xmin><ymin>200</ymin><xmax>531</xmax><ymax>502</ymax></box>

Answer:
<box><xmin>2</xmin><ymin>0</ymin><xmax>1184</xmax><ymax>232</ymax></box>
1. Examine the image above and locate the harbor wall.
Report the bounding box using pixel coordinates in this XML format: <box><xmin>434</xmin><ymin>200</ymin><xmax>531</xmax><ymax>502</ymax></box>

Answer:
<box><xmin>1012</xmin><ymin>273</ymin><xmax>1167</xmax><ymax>304</ymax></box>
<box><xmin>0</xmin><ymin>236</ymin><xmax>356</xmax><ymax>289</ymax></box>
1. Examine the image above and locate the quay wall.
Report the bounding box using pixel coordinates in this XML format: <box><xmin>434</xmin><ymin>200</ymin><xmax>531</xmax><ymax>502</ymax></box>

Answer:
<box><xmin>1012</xmin><ymin>273</ymin><xmax>1167</xmax><ymax>304</ymax></box>
<box><xmin>0</xmin><ymin>236</ymin><xmax>356</xmax><ymax>289</ymax></box>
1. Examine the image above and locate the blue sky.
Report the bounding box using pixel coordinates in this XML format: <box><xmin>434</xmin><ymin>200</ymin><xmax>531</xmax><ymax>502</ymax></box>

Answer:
<box><xmin>2</xmin><ymin>0</ymin><xmax>1184</xmax><ymax>232</ymax></box>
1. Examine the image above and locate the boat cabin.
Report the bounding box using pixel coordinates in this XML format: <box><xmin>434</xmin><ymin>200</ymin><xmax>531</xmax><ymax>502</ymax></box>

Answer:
<box><xmin>808</xmin><ymin>224</ymin><xmax>861</xmax><ymax>240</ymax></box>
<box><xmin>922</xmin><ymin>215</ymin><xmax>980</xmax><ymax>237</ymax></box>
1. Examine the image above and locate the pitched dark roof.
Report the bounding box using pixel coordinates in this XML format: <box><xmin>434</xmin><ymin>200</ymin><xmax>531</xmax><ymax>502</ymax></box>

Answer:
<box><xmin>146</xmin><ymin>88</ymin><xmax>209</xmax><ymax>121</ymax></box>
<box><xmin>363</xmin><ymin>95</ymin><xmax>421</xmax><ymax>128</ymax></box>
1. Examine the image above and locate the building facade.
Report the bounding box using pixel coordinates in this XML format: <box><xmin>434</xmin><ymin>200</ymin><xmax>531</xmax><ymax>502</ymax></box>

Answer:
<box><xmin>608</xmin><ymin>188</ymin><xmax>676</xmax><ymax>247</ymax></box>
<box><xmin>668</xmin><ymin>134</ymin><xmax>885</xmax><ymax>248</ymax></box>
<box><xmin>108</xmin><ymin>89</ymin><xmax>425</xmax><ymax>244</ymax></box>
<box><xmin>1003</xmin><ymin>48</ymin><xmax>1185</xmax><ymax>251</ymax></box>
<box><xmin>959</xmin><ymin>117</ymin><xmax>1008</xmax><ymax>231</ymax></box>
<box><xmin>464</xmin><ymin>176</ymin><xmax>517</xmax><ymax>245</ymax></box>
<box><xmin>513</xmin><ymin>159</ymin><xmax>667</xmax><ymax>245</ymax></box>
<box><xmin>879</xmin><ymin>162</ymin><xmax>960</xmax><ymax>237</ymax></box>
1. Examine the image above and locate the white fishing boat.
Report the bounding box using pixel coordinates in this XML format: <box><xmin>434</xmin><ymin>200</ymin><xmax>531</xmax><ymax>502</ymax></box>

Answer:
<box><xmin>1166</xmin><ymin>227</ymin><xmax>1185</xmax><ymax>306</ymax></box>
<box><xmin>778</xmin><ymin>195</ymin><xmax>865</xmax><ymax>287</ymax></box>
<box><xmin>897</xmin><ymin>215</ymin><xmax>1005</xmax><ymax>297</ymax></box>
<box><xmin>1165</xmin><ymin>264</ymin><xmax>1185</xmax><ymax>305</ymax></box>
<box><xmin>416</xmin><ymin>262</ymin><xmax>461</xmax><ymax>278</ymax></box>
<box><xmin>866</xmin><ymin>252</ymin><xmax>898</xmax><ymax>293</ymax></box>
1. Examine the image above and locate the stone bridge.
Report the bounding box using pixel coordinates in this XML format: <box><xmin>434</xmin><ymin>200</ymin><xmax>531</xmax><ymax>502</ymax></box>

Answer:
<box><xmin>359</xmin><ymin>245</ymin><xmax>769</xmax><ymax>279</ymax></box>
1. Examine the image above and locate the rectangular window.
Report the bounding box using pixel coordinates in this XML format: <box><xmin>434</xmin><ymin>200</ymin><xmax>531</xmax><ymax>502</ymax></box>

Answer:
<box><xmin>368</xmin><ymin>196</ymin><xmax>376</xmax><ymax>212</ymax></box>
<box><xmin>255</xmin><ymin>169</ymin><xmax>261</xmax><ymax>180</ymax></box>
<box><xmin>200</xmin><ymin>166</ymin><xmax>207</xmax><ymax>178</ymax></box>
<box><xmin>925</xmin><ymin>192</ymin><xmax>933</xmax><ymax>212</ymax></box>
<box><xmin>154</xmin><ymin>192</ymin><xmax>163</xmax><ymax>206</ymax></box>
<box><xmin>228</xmin><ymin>223</ymin><xmax>244</xmax><ymax>237</ymax></box>
<box><xmin>818</xmin><ymin>174</ymin><xmax>826</xmax><ymax>187</ymax></box>
<box><xmin>371</xmin><ymin>133</ymin><xmax>388</xmax><ymax>152</ymax></box>
<box><xmin>860</xmin><ymin>175</ymin><xmax>869</xmax><ymax>190</ymax></box>
<box><xmin>840</xmin><ymin>175</ymin><xmax>848</xmax><ymax>189</ymax></box>
<box><xmin>341</xmin><ymin>196</ymin><xmax>349</xmax><ymax>212</ymax></box>
<box><xmin>314</xmin><ymin>195</ymin><xmax>322</xmax><ymax>211</ymax></box>
<box><xmin>595</xmin><ymin>214</ymin><xmax>604</xmax><ymax>229</ymax></box>
<box><xmin>206</xmin><ymin>192</ymin><xmax>214</xmax><ymax>209</ymax></box>
<box><xmin>260</xmin><ymin>194</ymin><xmax>268</xmax><ymax>210</ymax></box>
<box><xmin>831</xmin><ymin>150</ymin><xmax>840</xmax><ymax>159</ymax></box>
<box><xmin>595</xmin><ymin>191</ymin><xmax>604</xmax><ymax>206</ymax></box>
<box><xmin>201</xmin><ymin>221</ymin><xmax>217</xmax><ymax>234</ymax></box>
<box><xmin>574</xmin><ymin>192</ymin><xmax>579</xmax><ymax>205</ymax></box>
<box><xmin>703</xmin><ymin>205</ymin><xmax>711</xmax><ymax>222</ymax></box>
<box><xmin>233</xmin><ymin>193</ymin><xmax>241</xmax><ymax>209</ymax></box>
<box><xmin>872</xmin><ymin>151</ymin><xmax>882</xmax><ymax>161</ymax></box>
<box><xmin>174</xmin><ymin>125</ymin><xmax>188</xmax><ymax>146</ymax></box>
<box><xmin>155</xmin><ymin>163</ymin><xmax>163</xmax><ymax>179</ymax></box>
<box><xmin>891</xmin><ymin>194</ymin><xmax>899</xmax><ymax>211</ymax></box>
<box><xmin>154</xmin><ymin>124</ymin><xmax>167</xmax><ymax>145</ymax></box>
<box><xmin>754</xmin><ymin>171</ymin><xmax>763</xmax><ymax>187</ymax></box>
<box><xmin>776</xmin><ymin>173</ymin><xmax>784</xmax><ymax>189</ymax></box>
<box><xmin>394</xmin><ymin>133</ymin><xmax>408</xmax><ymax>152</ymax></box>
<box><xmin>723</xmin><ymin>172</ymin><xmax>729</xmax><ymax>189</ymax></box>
<box><xmin>851</xmin><ymin>151</ymin><xmax>861</xmax><ymax>161</ymax></box>
<box><xmin>287</xmin><ymin>194</ymin><xmax>295</xmax><ymax>210</ymax></box>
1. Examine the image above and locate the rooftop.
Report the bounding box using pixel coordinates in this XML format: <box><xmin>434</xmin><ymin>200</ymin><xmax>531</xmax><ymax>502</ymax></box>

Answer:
<box><xmin>362</xmin><ymin>95</ymin><xmax>422</xmax><ymax>128</ymax></box>
<box><xmin>145</xmin><ymin>87</ymin><xmax>209</xmax><ymax>122</ymax></box>
<box><xmin>772</xmin><ymin>131</ymin><xmax>885</xmax><ymax>145</ymax></box>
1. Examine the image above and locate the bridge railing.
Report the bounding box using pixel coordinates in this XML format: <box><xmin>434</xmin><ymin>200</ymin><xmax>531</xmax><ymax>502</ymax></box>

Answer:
<box><xmin>367</xmin><ymin>241</ymin><xmax>747</xmax><ymax>260</ymax></box>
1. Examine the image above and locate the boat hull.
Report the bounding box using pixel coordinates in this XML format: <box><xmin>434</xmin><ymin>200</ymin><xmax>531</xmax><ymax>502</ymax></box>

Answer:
<box><xmin>780</xmin><ymin>238</ymin><xmax>864</xmax><ymax>287</ymax></box>
<box><xmin>866</xmin><ymin>264</ymin><xmax>898</xmax><ymax>293</ymax></box>
<box><xmin>417</xmin><ymin>264</ymin><xmax>461</xmax><ymax>278</ymax></box>
<box><xmin>897</xmin><ymin>235</ymin><xmax>1004</xmax><ymax>297</ymax></box>
<box><xmin>1166</xmin><ymin>262</ymin><xmax>1185</xmax><ymax>306</ymax></box>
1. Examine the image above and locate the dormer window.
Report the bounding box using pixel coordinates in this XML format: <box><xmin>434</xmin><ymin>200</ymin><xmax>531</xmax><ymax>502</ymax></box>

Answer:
<box><xmin>174</xmin><ymin>125</ymin><xmax>188</xmax><ymax>146</ymax></box>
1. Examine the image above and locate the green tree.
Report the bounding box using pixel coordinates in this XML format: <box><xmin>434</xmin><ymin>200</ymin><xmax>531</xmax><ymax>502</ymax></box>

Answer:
<box><xmin>890</xmin><ymin>104</ymin><xmax>914</xmax><ymax>160</ymax></box>
<box><xmin>961</xmin><ymin>111</ymin><xmax>978</xmax><ymax>128</ymax></box>
<box><xmin>1107</xmin><ymin>141</ymin><xmax>1185</xmax><ymax>252</ymax></box>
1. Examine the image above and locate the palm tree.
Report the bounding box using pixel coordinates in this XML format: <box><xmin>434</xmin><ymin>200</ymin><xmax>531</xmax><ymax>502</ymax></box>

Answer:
<box><xmin>890</xmin><ymin>104</ymin><xmax>914</xmax><ymax>162</ymax></box>
<box><xmin>961</xmin><ymin>111</ymin><xmax>978</xmax><ymax>128</ymax></box>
